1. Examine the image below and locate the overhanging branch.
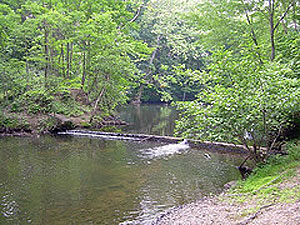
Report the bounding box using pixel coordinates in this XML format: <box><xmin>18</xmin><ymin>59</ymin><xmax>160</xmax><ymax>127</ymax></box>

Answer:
<box><xmin>274</xmin><ymin>0</ymin><xmax>296</xmax><ymax>31</ymax></box>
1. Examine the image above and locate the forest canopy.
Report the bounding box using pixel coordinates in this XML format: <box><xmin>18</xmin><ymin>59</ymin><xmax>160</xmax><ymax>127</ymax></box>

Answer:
<box><xmin>0</xmin><ymin>0</ymin><xmax>151</xmax><ymax>115</ymax></box>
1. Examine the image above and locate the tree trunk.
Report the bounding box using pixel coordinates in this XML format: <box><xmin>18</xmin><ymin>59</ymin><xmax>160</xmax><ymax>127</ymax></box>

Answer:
<box><xmin>24</xmin><ymin>31</ymin><xmax>30</xmax><ymax>91</ymax></box>
<box><xmin>44</xmin><ymin>21</ymin><xmax>49</xmax><ymax>80</ymax></box>
<box><xmin>182</xmin><ymin>92</ymin><xmax>186</xmax><ymax>101</ymax></box>
<box><xmin>293</xmin><ymin>2</ymin><xmax>298</xmax><ymax>32</ymax></box>
<box><xmin>90</xmin><ymin>88</ymin><xmax>106</xmax><ymax>123</ymax></box>
<box><xmin>70</xmin><ymin>42</ymin><xmax>73</xmax><ymax>77</ymax></box>
<box><xmin>270</xmin><ymin>19</ymin><xmax>275</xmax><ymax>61</ymax></box>
<box><xmin>66</xmin><ymin>42</ymin><xmax>70</xmax><ymax>78</ymax></box>
<box><xmin>134</xmin><ymin>85</ymin><xmax>144</xmax><ymax>104</ymax></box>
<box><xmin>81</xmin><ymin>42</ymin><xmax>86</xmax><ymax>89</ymax></box>
<box><xmin>268</xmin><ymin>0</ymin><xmax>295</xmax><ymax>61</ymax></box>
<box><xmin>60</xmin><ymin>44</ymin><xmax>65</xmax><ymax>78</ymax></box>
<box><xmin>282</xmin><ymin>20</ymin><xmax>288</xmax><ymax>34</ymax></box>
<box><xmin>135</xmin><ymin>35</ymin><xmax>161</xmax><ymax>103</ymax></box>
<box><xmin>242</xmin><ymin>0</ymin><xmax>263</xmax><ymax>64</ymax></box>
<box><xmin>269</xmin><ymin>0</ymin><xmax>275</xmax><ymax>61</ymax></box>
<box><xmin>87</xmin><ymin>40</ymin><xmax>91</xmax><ymax>80</ymax></box>
<box><xmin>49</xmin><ymin>40</ymin><xmax>55</xmax><ymax>75</ymax></box>
<box><xmin>25</xmin><ymin>61</ymin><xmax>30</xmax><ymax>91</ymax></box>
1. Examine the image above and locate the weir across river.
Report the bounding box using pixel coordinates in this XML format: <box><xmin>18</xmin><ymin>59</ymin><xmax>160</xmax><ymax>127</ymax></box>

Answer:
<box><xmin>58</xmin><ymin>129</ymin><xmax>248</xmax><ymax>154</ymax></box>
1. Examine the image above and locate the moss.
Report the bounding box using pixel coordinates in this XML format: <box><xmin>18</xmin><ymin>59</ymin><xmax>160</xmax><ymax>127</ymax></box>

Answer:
<box><xmin>97</xmin><ymin>126</ymin><xmax>122</xmax><ymax>133</ymax></box>
<box><xmin>79</xmin><ymin>121</ymin><xmax>92</xmax><ymax>128</ymax></box>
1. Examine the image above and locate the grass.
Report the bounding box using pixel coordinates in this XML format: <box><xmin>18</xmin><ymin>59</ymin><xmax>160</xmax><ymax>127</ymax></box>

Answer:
<box><xmin>218</xmin><ymin>142</ymin><xmax>300</xmax><ymax>219</ymax></box>
<box><xmin>223</xmin><ymin>141</ymin><xmax>300</xmax><ymax>208</ymax></box>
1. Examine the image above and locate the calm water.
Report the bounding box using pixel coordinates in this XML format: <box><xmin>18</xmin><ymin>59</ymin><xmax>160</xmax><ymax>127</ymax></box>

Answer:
<box><xmin>0</xmin><ymin>105</ymin><xmax>242</xmax><ymax>225</ymax></box>
<box><xmin>118</xmin><ymin>104</ymin><xmax>178</xmax><ymax>136</ymax></box>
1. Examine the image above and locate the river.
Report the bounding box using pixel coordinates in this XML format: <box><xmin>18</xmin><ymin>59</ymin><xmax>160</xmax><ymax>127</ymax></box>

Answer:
<box><xmin>0</xmin><ymin>104</ymin><xmax>242</xmax><ymax>224</ymax></box>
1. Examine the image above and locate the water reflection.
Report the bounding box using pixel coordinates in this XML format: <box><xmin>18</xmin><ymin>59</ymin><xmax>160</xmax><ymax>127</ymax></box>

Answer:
<box><xmin>0</xmin><ymin>105</ymin><xmax>243</xmax><ymax>224</ymax></box>
<box><xmin>118</xmin><ymin>104</ymin><xmax>178</xmax><ymax>136</ymax></box>
<box><xmin>0</xmin><ymin>136</ymin><xmax>242</xmax><ymax>225</ymax></box>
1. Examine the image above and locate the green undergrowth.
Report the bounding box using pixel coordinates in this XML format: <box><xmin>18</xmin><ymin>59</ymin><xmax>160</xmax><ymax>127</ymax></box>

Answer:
<box><xmin>226</xmin><ymin>142</ymin><xmax>300</xmax><ymax>205</ymax></box>
<box><xmin>0</xmin><ymin>112</ymin><xmax>30</xmax><ymax>131</ymax></box>
<box><xmin>9</xmin><ymin>89</ymin><xmax>89</xmax><ymax>117</ymax></box>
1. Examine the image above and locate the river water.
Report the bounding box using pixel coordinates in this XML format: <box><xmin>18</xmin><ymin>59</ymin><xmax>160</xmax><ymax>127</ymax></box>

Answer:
<box><xmin>0</xmin><ymin>104</ymin><xmax>242</xmax><ymax>225</ymax></box>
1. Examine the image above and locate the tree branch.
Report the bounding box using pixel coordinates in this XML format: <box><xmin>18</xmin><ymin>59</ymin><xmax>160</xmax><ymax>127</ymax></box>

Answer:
<box><xmin>241</xmin><ymin>0</ymin><xmax>263</xmax><ymax>64</ymax></box>
<box><xmin>269</xmin><ymin>125</ymin><xmax>282</xmax><ymax>152</ymax></box>
<box><xmin>118</xmin><ymin>5</ymin><xmax>144</xmax><ymax>30</ymax></box>
<box><xmin>274</xmin><ymin>0</ymin><xmax>295</xmax><ymax>31</ymax></box>
<box><xmin>129</xmin><ymin>6</ymin><xmax>142</xmax><ymax>23</ymax></box>
<box><xmin>237</xmin><ymin>133</ymin><xmax>252</xmax><ymax>153</ymax></box>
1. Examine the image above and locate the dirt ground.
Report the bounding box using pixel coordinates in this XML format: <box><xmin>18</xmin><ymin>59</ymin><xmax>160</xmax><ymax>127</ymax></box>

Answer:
<box><xmin>155</xmin><ymin>168</ymin><xmax>300</xmax><ymax>225</ymax></box>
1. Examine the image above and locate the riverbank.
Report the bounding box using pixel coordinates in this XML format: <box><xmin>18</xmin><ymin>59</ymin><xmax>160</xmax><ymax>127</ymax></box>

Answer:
<box><xmin>0</xmin><ymin>111</ymin><xmax>127</xmax><ymax>136</ymax></box>
<box><xmin>155</xmin><ymin>143</ymin><xmax>300</xmax><ymax>225</ymax></box>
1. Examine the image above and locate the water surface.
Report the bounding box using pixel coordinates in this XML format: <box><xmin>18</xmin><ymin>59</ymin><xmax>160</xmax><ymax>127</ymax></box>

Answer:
<box><xmin>0</xmin><ymin>105</ymin><xmax>242</xmax><ymax>225</ymax></box>
<box><xmin>118</xmin><ymin>104</ymin><xmax>178</xmax><ymax>136</ymax></box>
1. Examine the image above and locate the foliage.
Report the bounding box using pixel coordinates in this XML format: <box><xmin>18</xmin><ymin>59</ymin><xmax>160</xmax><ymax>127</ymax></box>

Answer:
<box><xmin>174</xmin><ymin>0</ymin><xmax>300</xmax><ymax>163</ymax></box>
<box><xmin>0</xmin><ymin>112</ymin><xmax>30</xmax><ymax>131</ymax></box>
<box><xmin>11</xmin><ymin>89</ymin><xmax>55</xmax><ymax>114</ymax></box>
<box><xmin>176</xmin><ymin>46</ymin><xmax>300</xmax><ymax>161</ymax></box>
<box><xmin>36</xmin><ymin>116</ymin><xmax>60</xmax><ymax>133</ymax></box>
<box><xmin>1</xmin><ymin>0</ymin><xmax>300</xmax><ymax>144</ymax></box>
<box><xmin>132</xmin><ymin>0</ymin><xmax>203</xmax><ymax>103</ymax></box>
<box><xmin>0</xmin><ymin>0</ymin><xmax>150</xmax><ymax>116</ymax></box>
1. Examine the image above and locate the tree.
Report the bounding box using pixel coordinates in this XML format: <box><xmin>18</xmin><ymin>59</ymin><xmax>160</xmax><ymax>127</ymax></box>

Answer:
<box><xmin>176</xmin><ymin>47</ymin><xmax>300</xmax><ymax>162</ymax></box>
<box><xmin>132</xmin><ymin>0</ymin><xmax>203</xmax><ymax>103</ymax></box>
<box><xmin>0</xmin><ymin>0</ymin><xmax>150</xmax><ymax>116</ymax></box>
<box><xmin>189</xmin><ymin>0</ymin><xmax>299</xmax><ymax>61</ymax></box>
<box><xmin>174</xmin><ymin>0</ymin><xmax>300</xmax><ymax>164</ymax></box>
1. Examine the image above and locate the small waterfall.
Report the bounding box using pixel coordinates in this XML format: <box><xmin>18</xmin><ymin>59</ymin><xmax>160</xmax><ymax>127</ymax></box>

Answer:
<box><xmin>141</xmin><ymin>140</ymin><xmax>190</xmax><ymax>159</ymax></box>
<box><xmin>57</xmin><ymin>131</ymin><xmax>142</xmax><ymax>141</ymax></box>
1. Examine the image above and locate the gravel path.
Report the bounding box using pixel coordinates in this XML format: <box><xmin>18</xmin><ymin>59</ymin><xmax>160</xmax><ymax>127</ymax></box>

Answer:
<box><xmin>155</xmin><ymin>168</ymin><xmax>300</xmax><ymax>225</ymax></box>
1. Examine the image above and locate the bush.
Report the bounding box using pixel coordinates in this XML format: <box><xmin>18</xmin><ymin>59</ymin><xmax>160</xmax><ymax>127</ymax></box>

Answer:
<box><xmin>0</xmin><ymin>112</ymin><xmax>30</xmax><ymax>131</ymax></box>
<box><xmin>10</xmin><ymin>88</ymin><xmax>87</xmax><ymax>117</ymax></box>
<box><xmin>175</xmin><ymin>48</ymin><xmax>300</xmax><ymax>163</ymax></box>
<box><xmin>11</xmin><ymin>90</ymin><xmax>55</xmax><ymax>114</ymax></box>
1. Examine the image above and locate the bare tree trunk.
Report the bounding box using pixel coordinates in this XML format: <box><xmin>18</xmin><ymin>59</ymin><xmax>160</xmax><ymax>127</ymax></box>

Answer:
<box><xmin>81</xmin><ymin>42</ymin><xmax>86</xmax><ymax>89</ymax></box>
<box><xmin>43</xmin><ymin>21</ymin><xmax>49</xmax><ymax>80</ymax></box>
<box><xmin>182</xmin><ymin>92</ymin><xmax>186</xmax><ymax>101</ymax></box>
<box><xmin>70</xmin><ymin>42</ymin><xmax>73</xmax><ymax>77</ymax></box>
<box><xmin>87</xmin><ymin>40</ymin><xmax>91</xmax><ymax>79</ymax></box>
<box><xmin>270</xmin><ymin>17</ymin><xmax>275</xmax><ymax>61</ymax></box>
<box><xmin>293</xmin><ymin>2</ymin><xmax>298</xmax><ymax>32</ymax></box>
<box><xmin>66</xmin><ymin>42</ymin><xmax>70</xmax><ymax>78</ymax></box>
<box><xmin>282</xmin><ymin>20</ymin><xmax>288</xmax><ymax>34</ymax></box>
<box><xmin>135</xmin><ymin>85</ymin><xmax>144</xmax><ymax>104</ymax></box>
<box><xmin>90</xmin><ymin>88</ymin><xmax>106</xmax><ymax>123</ymax></box>
<box><xmin>135</xmin><ymin>35</ymin><xmax>161</xmax><ymax>103</ymax></box>
<box><xmin>25</xmin><ymin>61</ymin><xmax>30</xmax><ymax>91</ymax></box>
<box><xmin>24</xmin><ymin>31</ymin><xmax>30</xmax><ymax>91</ymax></box>
<box><xmin>61</xmin><ymin>44</ymin><xmax>65</xmax><ymax>78</ymax></box>
<box><xmin>269</xmin><ymin>0</ymin><xmax>296</xmax><ymax>61</ymax></box>
<box><xmin>242</xmin><ymin>0</ymin><xmax>263</xmax><ymax>64</ymax></box>
<box><xmin>49</xmin><ymin>40</ymin><xmax>55</xmax><ymax>75</ymax></box>
<box><xmin>268</xmin><ymin>0</ymin><xmax>275</xmax><ymax>61</ymax></box>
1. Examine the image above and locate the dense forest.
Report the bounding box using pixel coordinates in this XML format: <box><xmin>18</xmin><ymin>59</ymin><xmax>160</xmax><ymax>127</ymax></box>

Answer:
<box><xmin>0</xmin><ymin>0</ymin><xmax>201</xmax><ymax>114</ymax></box>
<box><xmin>1</xmin><ymin>0</ymin><xmax>300</xmax><ymax>162</ymax></box>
